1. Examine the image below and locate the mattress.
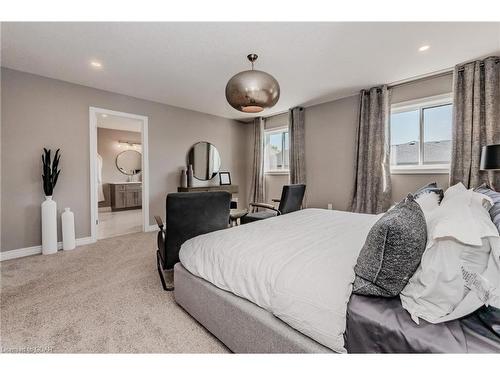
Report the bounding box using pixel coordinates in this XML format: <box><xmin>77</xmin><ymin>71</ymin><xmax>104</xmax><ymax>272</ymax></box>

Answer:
<box><xmin>346</xmin><ymin>294</ymin><xmax>500</xmax><ymax>353</ymax></box>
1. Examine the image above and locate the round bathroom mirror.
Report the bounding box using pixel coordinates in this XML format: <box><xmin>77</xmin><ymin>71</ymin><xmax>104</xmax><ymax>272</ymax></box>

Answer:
<box><xmin>116</xmin><ymin>150</ymin><xmax>142</xmax><ymax>175</ymax></box>
<box><xmin>187</xmin><ymin>142</ymin><xmax>221</xmax><ymax>180</ymax></box>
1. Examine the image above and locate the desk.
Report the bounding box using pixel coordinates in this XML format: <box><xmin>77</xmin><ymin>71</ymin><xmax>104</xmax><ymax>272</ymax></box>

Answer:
<box><xmin>177</xmin><ymin>185</ymin><xmax>238</xmax><ymax>194</ymax></box>
<box><xmin>177</xmin><ymin>185</ymin><xmax>239</xmax><ymax>208</ymax></box>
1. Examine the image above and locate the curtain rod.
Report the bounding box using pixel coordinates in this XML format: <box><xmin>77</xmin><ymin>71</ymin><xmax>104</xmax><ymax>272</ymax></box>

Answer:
<box><xmin>387</xmin><ymin>56</ymin><xmax>499</xmax><ymax>88</ymax></box>
<box><xmin>455</xmin><ymin>56</ymin><xmax>500</xmax><ymax>72</ymax></box>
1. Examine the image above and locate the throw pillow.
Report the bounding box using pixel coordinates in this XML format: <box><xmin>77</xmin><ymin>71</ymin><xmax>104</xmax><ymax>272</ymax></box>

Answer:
<box><xmin>353</xmin><ymin>194</ymin><xmax>427</xmax><ymax>297</ymax></box>
<box><xmin>400</xmin><ymin>187</ymin><xmax>500</xmax><ymax>324</ymax></box>
<box><xmin>413</xmin><ymin>182</ymin><xmax>444</xmax><ymax>202</ymax></box>
<box><xmin>415</xmin><ymin>191</ymin><xmax>440</xmax><ymax>221</ymax></box>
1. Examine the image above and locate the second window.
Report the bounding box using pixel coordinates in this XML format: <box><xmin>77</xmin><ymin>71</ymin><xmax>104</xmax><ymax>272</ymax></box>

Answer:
<box><xmin>264</xmin><ymin>127</ymin><xmax>289</xmax><ymax>173</ymax></box>
<box><xmin>390</xmin><ymin>94</ymin><xmax>453</xmax><ymax>173</ymax></box>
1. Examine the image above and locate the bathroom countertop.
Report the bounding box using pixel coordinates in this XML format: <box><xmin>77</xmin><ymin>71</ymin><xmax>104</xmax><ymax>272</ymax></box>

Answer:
<box><xmin>109</xmin><ymin>181</ymin><xmax>142</xmax><ymax>184</ymax></box>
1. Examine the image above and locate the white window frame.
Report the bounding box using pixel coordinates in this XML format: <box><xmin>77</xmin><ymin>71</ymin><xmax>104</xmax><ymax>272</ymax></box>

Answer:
<box><xmin>390</xmin><ymin>93</ymin><xmax>453</xmax><ymax>175</ymax></box>
<box><xmin>264</xmin><ymin>126</ymin><xmax>290</xmax><ymax>175</ymax></box>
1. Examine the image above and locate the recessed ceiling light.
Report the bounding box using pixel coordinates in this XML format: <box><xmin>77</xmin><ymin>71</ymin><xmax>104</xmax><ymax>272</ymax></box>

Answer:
<box><xmin>418</xmin><ymin>45</ymin><xmax>430</xmax><ymax>52</ymax></box>
<box><xmin>101</xmin><ymin>114</ymin><xmax>108</xmax><ymax>118</ymax></box>
<box><xmin>90</xmin><ymin>60</ymin><xmax>102</xmax><ymax>68</ymax></box>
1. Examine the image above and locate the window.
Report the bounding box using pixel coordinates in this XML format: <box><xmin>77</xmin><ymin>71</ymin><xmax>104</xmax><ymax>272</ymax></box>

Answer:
<box><xmin>390</xmin><ymin>94</ymin><xmax>452</xmax><ymax>174</ymax></box>
<box><xmin>264</xmin><ymin>127</ymin><xmax>289</xmax><ymax>173</ymax></box>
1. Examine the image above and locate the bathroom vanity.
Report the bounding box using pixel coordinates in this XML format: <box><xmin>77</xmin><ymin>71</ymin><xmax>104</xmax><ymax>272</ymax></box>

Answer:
<box><xmin>109</xmin><ymin>182</ymin><xmax>142</xmax><ymax>211</ymax></box>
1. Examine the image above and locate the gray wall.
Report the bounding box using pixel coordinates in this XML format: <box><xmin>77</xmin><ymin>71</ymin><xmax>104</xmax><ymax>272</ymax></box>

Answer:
<box><xmin>97</xmin><ymin>127</ymin><xmax>142</xmax><ymax>207</ymax></box>
<box><xmin>1</xmin><ymin>67</ymin><xmax>453</xmax><ymax>251</ymax></box>
<box><xmin>265</xmin><ymin>113</ymin><xmax>288</xmax><ymax>130</ymax></box>
<box><xmin>1</xmin><ymin>68</ymin><xmax>247</xmax><ymax>251</ymax></box>
<box><xmin>252</xmin><ymin>73</ymin><xmax>453</xmax><ymax>210</ymax></box>
<box><xmin>304</xmin><ymin>94</ymin><xmax>360</xmax><ymax>209</ymax></box>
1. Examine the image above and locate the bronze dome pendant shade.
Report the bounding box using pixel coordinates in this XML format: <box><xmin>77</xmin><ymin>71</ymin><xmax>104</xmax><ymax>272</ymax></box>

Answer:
<box><xmin>225</xmin><ymin>54</ymin><xmax>280</xmax><ymax>113</ymax></box>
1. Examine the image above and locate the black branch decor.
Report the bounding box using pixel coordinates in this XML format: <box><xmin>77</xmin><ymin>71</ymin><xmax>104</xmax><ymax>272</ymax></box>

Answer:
<box><xmin>42</xmin><ymin>148</ymin><xmax>61</xmax><ymax>196</ymax></box>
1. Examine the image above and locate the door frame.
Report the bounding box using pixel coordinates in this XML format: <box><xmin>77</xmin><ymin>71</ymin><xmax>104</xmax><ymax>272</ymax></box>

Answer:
<box><xmin>89</xmin><ymin>107</ymin><xmax>150</xmax><ymax>241</ymax></box>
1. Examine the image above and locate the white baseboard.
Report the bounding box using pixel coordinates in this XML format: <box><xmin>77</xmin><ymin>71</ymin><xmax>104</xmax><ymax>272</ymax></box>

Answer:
<box><xmin>0</xmin><ymin>236</ymin><xmax>95</xmax><ymax>261</ymax></box>
<box><xmin>75</xmin><ymin>237</ymin><xmax>95</xmax><ymax>247</ymax></box>
<box><xmin>146</xmin><ymin>224</ymin><xmax>158</xmax><ymax>232</ymax></box>
<box><xmin>0</xmin><ymin>245</ymin><xmax>42</xmax><ymax>261</ymax></box>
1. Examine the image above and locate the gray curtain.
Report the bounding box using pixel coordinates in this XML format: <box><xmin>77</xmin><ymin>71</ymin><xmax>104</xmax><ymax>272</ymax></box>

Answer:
<box><xmin>450</xmin><ymin>56</ymin><xmax>500</xmax><ymax>188</ymax></box>
<box><xmin>248</xmin><ymin>117</ymin><xmax>265</xmax><ymax>205</ymax></box>
<box><xmin>289</xmin><ymin>107</ymin><xmax>306</xmax><ymax>185</ymax></box>
<box><xmin>350</xmin><ymin>85</ymin><xmax>392</xmax><ymax>214</ymax></box>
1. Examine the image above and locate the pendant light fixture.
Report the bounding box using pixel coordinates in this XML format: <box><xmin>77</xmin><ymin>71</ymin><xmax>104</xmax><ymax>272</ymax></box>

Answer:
<box><xmin>225</xmin><ymin>54</ymin><xmax>280</xmax><ymax>113</ymax></box>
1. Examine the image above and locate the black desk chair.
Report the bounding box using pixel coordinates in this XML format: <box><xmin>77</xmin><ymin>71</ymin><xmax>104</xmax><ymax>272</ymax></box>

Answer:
<box><xmin>156</xmin><ymin>191</ymin><xmax>231</xmax><ymax>291</ymax></box>
<box><xmin>241</xmin><ymin>184</ymin><xmax>306</xmax><ymax>224</ymax></box>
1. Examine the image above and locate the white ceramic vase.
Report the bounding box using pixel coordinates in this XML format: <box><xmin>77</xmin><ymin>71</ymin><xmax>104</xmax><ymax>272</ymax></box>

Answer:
<box><xmin>41</xmin><ymin>196</ymin><xmax>58</xmax><ymax>255</ymax></box>
<box><xmin>62</xmin><ymin>207</ymin><xmax>76</xmax><ymax>251</ymax></box>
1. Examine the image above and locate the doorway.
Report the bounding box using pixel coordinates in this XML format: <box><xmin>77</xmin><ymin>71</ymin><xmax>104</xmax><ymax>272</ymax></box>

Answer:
<box><xmin>89</xmin><ymin>107</ymin><xmax>149</xmax><ymax>241</ymax></box>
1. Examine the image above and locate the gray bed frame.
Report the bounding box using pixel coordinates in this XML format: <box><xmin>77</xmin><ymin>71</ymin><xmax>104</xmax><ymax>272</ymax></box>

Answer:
<box><xmin>174</xmin><ymin>263</ymin><xmax>333</xmax><ymax>353</ymax></box>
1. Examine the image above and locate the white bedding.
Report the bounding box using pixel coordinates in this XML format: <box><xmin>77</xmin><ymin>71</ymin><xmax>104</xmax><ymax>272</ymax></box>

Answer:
<box><xmin>401</xmin><ymin>184</ymin><xmax>500</xmax><ymax>323</ymax></box>
<box><xmin>179</xmin><ymin>208</ymin><xmax>379</xmax><ymax>353</ymax></box>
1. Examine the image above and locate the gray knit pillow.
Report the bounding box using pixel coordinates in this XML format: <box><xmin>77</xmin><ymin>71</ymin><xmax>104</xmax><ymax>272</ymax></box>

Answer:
<box><xmin>353</xmin><ymin>194</ymin><xmax>427</xmax><ymax>297</ymax></box>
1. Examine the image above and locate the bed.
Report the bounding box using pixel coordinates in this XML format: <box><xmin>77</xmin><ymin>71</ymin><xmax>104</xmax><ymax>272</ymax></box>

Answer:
<box><xmin>174</xmin><ymin>208</ymin><xmax>500</xmax><ymax>353</ymax></box>
<box><xmin>174</xmin><ymin>263</ymin><xmax>332</xmax><ymax>353</ymax></box>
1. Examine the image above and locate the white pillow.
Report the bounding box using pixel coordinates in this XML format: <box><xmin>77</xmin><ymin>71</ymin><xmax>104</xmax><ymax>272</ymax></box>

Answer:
<box><xmin>440</xmin><ymin>181</ymin><xmax>467</xmax><ymax>203</ymax></box>
<box><xmin>400</xmin><ymin>238</ymin><xmax>492</xmax><ymax>323</ymax></box>
<box><xmin>429</xmin><ymin>184</ymin><xmax>495</xmax><ymax>246</ymax></box>
<box><xmin>400</xmin><ymin>185</ymin><xmax>500</xmax><ymax>324</ymax></box>
<box><xmin>415</xmin><ymin>191</ymin><xmax>440</xmax><ymax>221</ymax></box>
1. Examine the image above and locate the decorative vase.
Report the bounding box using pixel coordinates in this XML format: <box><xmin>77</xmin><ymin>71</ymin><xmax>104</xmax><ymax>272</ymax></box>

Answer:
<box><xmin>180</xmin><ymin>169</ymin><xmax>188</xmax><ymax>188</ymax></box>
<box><xmin>62</xmin><ymin>208</ymin><xmax>76</xmax><ymax>251</ymax></box>
<box><xmin>187</xmin><ymin>164</ymin><xmax>194</xmax><ymax>187</ymax></box>
<box><xmin>41</xmin><ymin>196</ymin><xmax>58</xmax><ymax>255</ymax></box>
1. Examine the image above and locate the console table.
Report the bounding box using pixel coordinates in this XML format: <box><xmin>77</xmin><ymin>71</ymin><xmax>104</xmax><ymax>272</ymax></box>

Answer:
<box><xmin>177</xmin><ymin>185</ymin><xmax>239</xmax><ymax>208</ymax></box>
<box><xmin>177</xmin><ymin>185</ymin><xmax>238</xmax><ymax>194</ymax></box>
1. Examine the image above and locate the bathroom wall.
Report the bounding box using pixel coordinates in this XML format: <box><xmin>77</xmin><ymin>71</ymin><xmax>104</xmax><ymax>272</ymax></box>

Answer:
<box><xmin>97</xmin><ymin>127</ymin><xmax>142</xmax><ymax>207</ymax></box>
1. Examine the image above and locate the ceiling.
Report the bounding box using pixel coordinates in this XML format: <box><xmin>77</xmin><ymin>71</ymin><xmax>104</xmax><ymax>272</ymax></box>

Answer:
<box><xmin>2</xmin><ymin>22</ymin><xmax>499</xmax><ymax>120</ymax></box>
<box><xmin>97</xmin><ymin>113</ymin><xmax>142</xmax><ymax>132</ymax></box>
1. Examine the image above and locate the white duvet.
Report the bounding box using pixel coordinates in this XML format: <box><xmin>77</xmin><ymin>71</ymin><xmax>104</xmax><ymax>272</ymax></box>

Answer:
<box><xmin>179</xmin><ymin>208</ymin><xmax>379</xmax><ymax>353</ymax></box>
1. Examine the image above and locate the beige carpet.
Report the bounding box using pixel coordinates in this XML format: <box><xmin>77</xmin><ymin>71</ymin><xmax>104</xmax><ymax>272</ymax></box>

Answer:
<box><xmin>0</xmin><ymin>232</ymin><xmax>229</xmax><ymax>353</ymax></box>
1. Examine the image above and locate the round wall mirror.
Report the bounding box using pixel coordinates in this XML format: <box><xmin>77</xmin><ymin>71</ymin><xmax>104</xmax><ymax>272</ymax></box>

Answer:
<box><xmin>116</xmin><ymin>150</ymin><xmax>142</xmax><ymax>175</ymax></box>
<box><xmin>187</xmin><ymin>142</ymin><xmax>221</xmax><ymax>180</ymax></box>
